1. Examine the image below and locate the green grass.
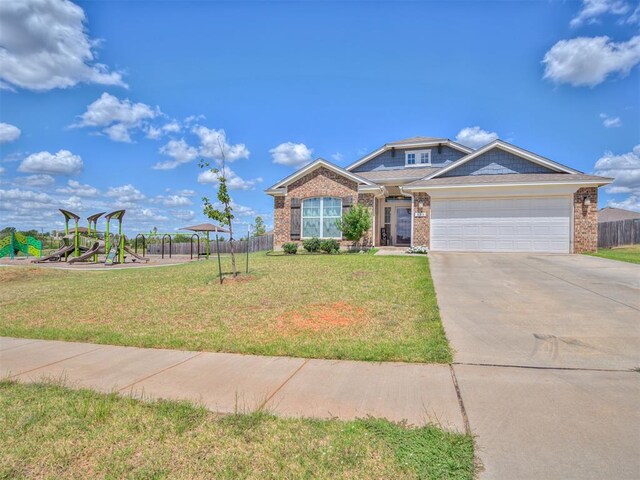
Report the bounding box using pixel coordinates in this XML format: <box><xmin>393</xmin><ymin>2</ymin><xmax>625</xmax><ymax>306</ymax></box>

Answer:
<box><xmin>0</xmin><ymin>252</ymin><xmax>451</xmax><ymax>363</ymax></box>
<box><xmin>0</xmin><ymin>381</ymin><xmax>475</xmax><ymax>479</ymax></box>
<box><xmin>586</xmin><ymin>245</ymin><xmax>640</xmax><ymax>264</ymax></box>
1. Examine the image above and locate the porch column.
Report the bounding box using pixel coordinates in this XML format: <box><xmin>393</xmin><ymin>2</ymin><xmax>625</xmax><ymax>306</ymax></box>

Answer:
<box><xmin>412</xmin><ymin>192</ymin><xmax>430</xmax><ymax>248</ymax></box>
<box><xmin>357</xmin><ymin>193</ymin><xmax>375</xmax><ymax>247</ymax></box>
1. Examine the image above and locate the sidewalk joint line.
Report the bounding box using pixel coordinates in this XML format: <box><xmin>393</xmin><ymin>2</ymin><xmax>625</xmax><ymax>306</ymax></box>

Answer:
<box><xmin>454</xmin><ymin>361</ymin><xmax>637</xmax><ymax>373</ymax></box>
<box><xmin>258</xmin><ymin>359</ymin><xmax>309</xmax><ymax>411</ymax></box>
<box><xmin>449</xmin><ymin>364</ymin><xmax>471</xmax><ymax>435</ymax></box>
<box><xmin>9</xmin><ymin>346</ymin><xmax>105</xmax><ymax>379</ymax></box>
<box><xmin>118</xmin><ymin>352</ymin><xmax>203</xmax><ymax>392</ymax></box>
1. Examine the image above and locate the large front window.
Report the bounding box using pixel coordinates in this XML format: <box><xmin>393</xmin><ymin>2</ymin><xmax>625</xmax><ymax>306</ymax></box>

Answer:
<box><xmin>302</xmin><ymin>197</ymin><xmax>342</xmax><ymax>238</ymax></box>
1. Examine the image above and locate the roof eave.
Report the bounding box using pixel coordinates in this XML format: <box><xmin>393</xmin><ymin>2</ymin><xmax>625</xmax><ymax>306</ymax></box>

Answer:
<box><xmin>403</xmin><ymin>179</ymin><xmax>613</xmax><ymax>192</ymax></box>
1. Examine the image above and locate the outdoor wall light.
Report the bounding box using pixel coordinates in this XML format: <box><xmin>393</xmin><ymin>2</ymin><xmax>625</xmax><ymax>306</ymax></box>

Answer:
<box><xmin>418</xmin><ymin>201</ymin><xmax>424</xmax><ymax>208</ymax></box>
<box><xmin>583</xmin><ymin>196</ymin><xmax>591</xmax><ymax>206</ymax></box>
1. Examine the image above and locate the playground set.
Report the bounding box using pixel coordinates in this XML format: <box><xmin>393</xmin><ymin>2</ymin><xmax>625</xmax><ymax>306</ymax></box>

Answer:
<box><xmin>0</xmin><ymin>210</ymin><xmax>232</xmax><ymax>268</ymax></box>
<box><xmin>17</xmin><ymin>209</ymin><xmax>151</xmax><ymax>266</ymax></box>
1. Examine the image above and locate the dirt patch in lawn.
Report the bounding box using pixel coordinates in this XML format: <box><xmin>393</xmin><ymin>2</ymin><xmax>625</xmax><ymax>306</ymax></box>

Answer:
<box><xmin>0</xmin><ymin>267</ymin><xmax>47</xmax><ymax>283</ymax></box>
<box><xmin>276</xmin><ymin>301</ymin><xmax>367</xmax><ymax>334</ymax></box>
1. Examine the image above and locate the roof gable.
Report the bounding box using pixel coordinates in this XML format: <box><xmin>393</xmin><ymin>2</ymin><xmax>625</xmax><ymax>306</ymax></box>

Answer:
<box><xmin>426</xmin><ymin>140</ymin><xmax>580</xmax><ymax>179</ymax></box>
<box><xmin>346</xmin><ymin>139</ymin><xmax>472</xmax><ymax>171</ymax></box>
<box><xmin>265</xmin><ymin>158</ymin><xmax>375</xmax><ymax>195</ymax></box>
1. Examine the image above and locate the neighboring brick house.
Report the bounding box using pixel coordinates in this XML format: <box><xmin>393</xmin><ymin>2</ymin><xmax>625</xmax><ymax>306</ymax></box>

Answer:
<box><xmin>266</xmin><ymin>137</ymin><xmax>612</xmax><ymax>253</ymax></box>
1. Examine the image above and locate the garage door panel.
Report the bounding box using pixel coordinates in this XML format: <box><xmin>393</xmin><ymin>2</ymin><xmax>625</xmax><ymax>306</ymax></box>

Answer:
<box><xmin>431</xmin><ymin>197</ymin><xmax>570</xmax><ymax>253</ymax></box>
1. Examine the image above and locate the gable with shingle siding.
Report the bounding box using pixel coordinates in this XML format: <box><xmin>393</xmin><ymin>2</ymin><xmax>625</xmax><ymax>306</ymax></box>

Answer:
<box><xmin>440</xmin><ymin>149</ymin><xmax>557</xmax><ymax>177</ymax></box>
<box><xmin>352</xmin><ymin>145</ymin><xmax>466</xmax><ymax>172</ymax></box>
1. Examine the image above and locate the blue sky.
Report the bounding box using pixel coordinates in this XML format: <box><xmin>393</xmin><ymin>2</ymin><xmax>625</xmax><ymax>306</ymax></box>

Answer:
<box><xmin>1</xmin><ymin>0</ymin><xmax>639</xmax><ymax>234</ymax></box>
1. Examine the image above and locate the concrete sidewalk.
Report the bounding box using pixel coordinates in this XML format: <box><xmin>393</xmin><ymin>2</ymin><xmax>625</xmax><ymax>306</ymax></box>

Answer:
<box><xmin>0</xmin><ymin>337</ymin><xmax>466</xmax><ymax>432</ymax></box>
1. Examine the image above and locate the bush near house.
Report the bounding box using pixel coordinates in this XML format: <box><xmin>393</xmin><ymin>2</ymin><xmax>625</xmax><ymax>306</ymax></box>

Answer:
<box><xmin>303</xmin><ymin>237</ymin><xmax>321</xmax><ymax>253</ymax></box>
<box><xmin>320</xmin><ymin>239</ymin><xmax>340</xmax><ymax>254</ymax></box>
<box><xmin>282</xmin><ymin>242</ymin><xmax>299</xmax><ymax>254</ymax></box>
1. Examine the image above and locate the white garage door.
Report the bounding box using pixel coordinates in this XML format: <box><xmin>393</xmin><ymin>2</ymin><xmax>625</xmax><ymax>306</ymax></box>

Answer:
<box><xmin>431</xmin><ymin>196</ymin><xmax>571</xmax><ymax>253</ymax></box>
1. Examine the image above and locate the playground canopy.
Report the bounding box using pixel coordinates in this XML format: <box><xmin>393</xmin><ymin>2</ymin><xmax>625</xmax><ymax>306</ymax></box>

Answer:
<box><xmin>180</xmin><ymin>223</ymin><xmax>229</xmax><ymax>233</ymax></box>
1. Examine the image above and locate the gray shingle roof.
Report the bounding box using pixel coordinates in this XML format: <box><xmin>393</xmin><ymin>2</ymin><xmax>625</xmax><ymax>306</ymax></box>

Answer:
<box><xmin>598</xmin><ymin>207</ymin><xmax>640</xmax><ymax>223</ymax></box>
<box><xmin>404</xmin><ymin>173</ymin><xmax>613</xmax><ymax>188</ymax></box>
<box><xmin>386</xmin><ymin>136</ymin><xmax>448</xmax><ymax>146</ymax></box>
<box><xmin>357</xmin><ymin>166</ymin><xmax>441</xmax><ymax>182</ymax></box>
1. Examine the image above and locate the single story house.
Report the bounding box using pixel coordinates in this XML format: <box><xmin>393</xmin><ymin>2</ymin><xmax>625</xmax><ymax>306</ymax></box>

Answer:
<box><xmin>598</xmin><ymin>207</ymin><xmax>640</xmax><ymax>223</ymax></box>
<box><xmin>266</xmin><ymin>137</ymin><xmax>613</xmax><ymax>253</ymax></box>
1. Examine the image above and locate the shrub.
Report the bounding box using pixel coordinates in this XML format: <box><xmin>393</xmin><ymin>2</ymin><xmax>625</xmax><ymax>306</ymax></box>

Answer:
<box><xmin>336</xmin><ymin>203</ymin><xmax>372</xmax><ymax>247</ymax></box>
<box><xmin>407</xmin><ymin>246</ymin><xmax>429</xmax><ymax>254</ymax></box>
<box><xmin>282</xmin><ymin>242</ymin><xmax>298</xmax><ymax>254</ymax></box>
<box><xmin>302</xmin><ymin>237</ymin><xmax>321</xmax><ymax>253</ymax></box>
<box><xmin>319</xmin><ymin>239</ymin><xmax>340</xmax><ymax>254</ymax></box>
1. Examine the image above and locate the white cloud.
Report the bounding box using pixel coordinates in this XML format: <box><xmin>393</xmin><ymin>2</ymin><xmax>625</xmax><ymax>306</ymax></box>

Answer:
<box><xmin>56</xmin><ymin>179</ymin><xmax>99</xmax><ymax>197</ymax></box>
<box><xmin>105</xmin><ymin>184</ymin><xmax>146</xmax><ymax>206</ymax></box>
<box><xmin>132</xmin><ymin>208</ymin><xmax>169</xmax><ymax>222</ymax></box>
<box><xmin>594</xmin><ymin>145</ymin><xmax>640</xmax><ymax>196</ymax></box>
<box><xmin>184</xmin><ymin>114</ymin><xmax>205</xmax><ymax>125</ymax></box>
<box><xmin>171</xmin><ymin>209</ymin><xmax>196</xmax><ymax>221</ymax></box>
<box><xmin>197</xmin><ymin>167</ymin><xmax>262</xmax><ymax>190</ymax></box>
<box><xmin>331</xmin><ymin>152</ymin><xmax>344</xmax><ymax>162</ymax></box>
<box><xmin>270</xmin><ymin>142</ymin><xmax>314</xmax><ymax>167</ymax></box>
<box><xmin>162</xmin><ymin>121</ymin><xmax>181</xmax><ymax>133</ymax></box>
<box><xmin>159</xmin><ymin>195</ymin><xmax>192</xmax><ymax>207</ymax></box>
<box><xmin>0</xmin><ymin>167</ymin><xmax>5</xmax><ymax>175</ymax></box>
<box><xmin>145</xmin><ymin>121</ymin><xmax>181</xmax><ymax>140</ymax></box>
<box><xmin>600</xmin><ymin>113</ymin><xmax>622</xmax><ymax>128</ymax></box>
<box><xmin>0</xmin><ymin>0</ymin><xmax>125</xmax><ymax>91</ymax></box>
<box><xmin>208</xmin><ymin>200</ymin><xmax>257</xmax><ymax>218</ymax></box>
<box><xmin>193</xmin><ymin>126</ymin><xmax>250</xmax><ymax>162</ymax></box>
<box><xmin>18</xmin><ymin>150</ymin><xmax>83</xmax><ymax>175</ymax></box>
<box><xmin>570</xmin><ymin>0</ymin><xmax>631</xmax><ymax>27</ymax></box>
<box><xmin>606</xmin><ymin>195</ymin><xmax>640</xmax><ymax>211</ymax></box>
<box><xmin>0</xmin><ymin>123</ymin><xmax>21</xmax><ymax>143</ymax></box>
<box><xmin>178</xmin><ymin>189</ymin><xmax>196</xmax><ymax>196</ymax></box>
<box><xmin>74</xmin><ymin>92</ymin><xmax>160</xmax><ymax>142</ymax></box>
<box><xmin>0</xmin><ymin>188</ymin><xmax>53</xmax><ymax>204</ymax></box>
<box><xmin>15</xmin><ymin>174</ymin><xmax>55</xmax><ymax>187</ymax></box>
<box><xmin>455</xmin><ymin>127</ymin><xmax>498</xmax><ymax>149</ymax></box>
<box><xmin>103</xmin><ymin>123</ymin><xmax>132</xmax><ymax>143</ymax></box>
<box><xmin>543</xmin><ymin>36</ymin><xmax>640</xmax><ymax>87</ymax></box>
<box><xmin>153</xmin><ymin>139</ymin><xmax>199</xmax><ymax>170</ymax></box>
<box><xmin>60</xmin><ymin>195</ymin><xmax>84</xmax><ymax>210</ymax></box>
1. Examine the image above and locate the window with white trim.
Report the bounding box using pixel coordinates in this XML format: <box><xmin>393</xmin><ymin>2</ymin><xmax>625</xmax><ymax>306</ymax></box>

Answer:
<box><xmin>302</xmin><ymin>197</ymin><xmax>342</xmax><ymax>238</ymax></box>
<box><xmin>405</xmin><ymin>149</ymin><xmax>431</xmax><ymax>167</ymax></box>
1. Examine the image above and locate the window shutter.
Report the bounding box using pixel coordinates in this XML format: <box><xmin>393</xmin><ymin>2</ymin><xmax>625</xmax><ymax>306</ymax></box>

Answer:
<box><xmin>290</xmin><ymin>198</ymin><xmax>301</xmax><ymax>240</ymax></box>
<box><xmin>341</xmin><ymin>196</ymin><xmax>353</xmax><ymax>240</ymax></box>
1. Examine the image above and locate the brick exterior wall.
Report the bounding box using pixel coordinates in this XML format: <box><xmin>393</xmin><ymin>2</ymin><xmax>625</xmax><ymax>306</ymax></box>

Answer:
<box><xmin>273</xmin><ymin>166</ymin><xmax>366</xmax><ymax>249</ymax></box>
<box><xmin>412</xmin><ymin>192</ymin><xmax>430</xmax><ymax>247</ymax></box>
<box><xmin>573</xmin><ymin>187</ymin><xmax>598</xmax><ymax>253</ymax></box>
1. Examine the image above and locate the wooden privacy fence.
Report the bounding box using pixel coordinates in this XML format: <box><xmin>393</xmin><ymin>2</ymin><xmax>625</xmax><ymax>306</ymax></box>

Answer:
<box><xmin>145</xmin><ymin>233</ymin><xmax>273</xmax><ymax>255</ymax></box>
<box><xmin>598</xmin><ymin>219</ymin><xmax>640</xmax><ymax>248</ymax></box>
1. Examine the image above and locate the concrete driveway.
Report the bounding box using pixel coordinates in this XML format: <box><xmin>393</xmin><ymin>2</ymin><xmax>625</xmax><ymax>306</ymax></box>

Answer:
<box><xmin>430</xmin><ymin>253</ymin><xmax>640</xmax><ymax>479</ymax></box>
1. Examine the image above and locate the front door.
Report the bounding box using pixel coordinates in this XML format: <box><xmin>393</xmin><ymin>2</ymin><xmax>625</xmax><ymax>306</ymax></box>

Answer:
<box><xmin>395</xmin><ymin>206</ymin><xmax>411</xmax><ymax>245</ymax></box>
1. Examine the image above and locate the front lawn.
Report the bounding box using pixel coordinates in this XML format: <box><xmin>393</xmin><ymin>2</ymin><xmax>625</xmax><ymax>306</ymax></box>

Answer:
<box><xmin>0</xmin><ymin>253</ymin><xmax>451</xmax><ymax>363</ymax></box>
<box><xmin>0</xmin><ymin>381</ymin><xmax>475</xmax><ymax>479</ymax></box>
<box><xmin>587</xmin><ymin>245</ymin><xmax>640</xmax><ymax>264</ymax></box>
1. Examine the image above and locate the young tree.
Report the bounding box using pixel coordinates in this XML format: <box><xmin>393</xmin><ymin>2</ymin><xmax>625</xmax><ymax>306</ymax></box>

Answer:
<box><xmin>336</xmin><ymin>203</ymin><xmax>372</xmax><ymax>249</ymax></box>
<box><xmin>253</xmin><ymin>216</ymin><xmax>266</xmax><ymax>237</ymax></box>
<box><xmin>199</xmin><ymin>138</ymin><xmax>237</xmax><ymax>276</ymax></box>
